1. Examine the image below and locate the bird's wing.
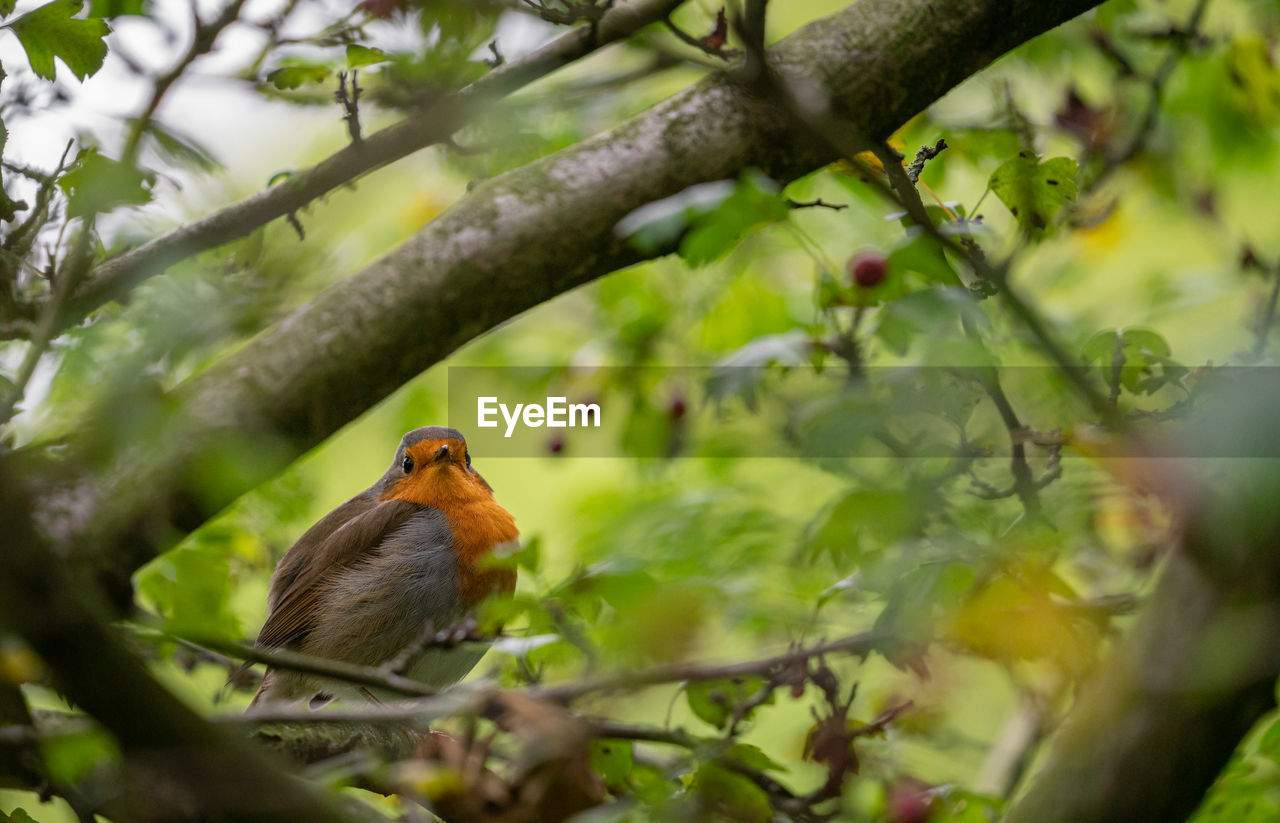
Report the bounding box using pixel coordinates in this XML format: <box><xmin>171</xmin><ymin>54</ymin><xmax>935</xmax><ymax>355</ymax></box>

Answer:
<box><xmin>265</xmin><ymin>490</ymin><xmax>377</xmax><ymax>612</ymax></box>
<box><xmin>256</xmin><ymin>497</ymin><xmax>424</xmax><ymax>650</ymax></box>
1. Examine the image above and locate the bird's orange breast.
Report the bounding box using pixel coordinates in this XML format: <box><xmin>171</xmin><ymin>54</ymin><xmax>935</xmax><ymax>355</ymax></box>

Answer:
<box><xmin>445</xmin><ymin>496</ymin><xmax>518</xmax><ymax>605</ymax></box>
<box><xmin>383</xmin><ymin>465</ymin><xmax>518</xmax><ymax>606</ymax></box>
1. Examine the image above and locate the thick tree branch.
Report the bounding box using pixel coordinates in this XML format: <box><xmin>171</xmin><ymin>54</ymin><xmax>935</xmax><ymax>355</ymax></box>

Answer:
<box><xmin>47</xmin><ymin>0</ymin><xmax>1102</xmax><ymax>600</ymax></box>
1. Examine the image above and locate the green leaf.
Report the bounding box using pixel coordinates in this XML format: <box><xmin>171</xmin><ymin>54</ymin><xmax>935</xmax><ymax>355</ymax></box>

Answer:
<box><xmin>989</xmin><ymin>153</ymin><xmax>1078</xmax><ymax>231</ymax></box>
<box><xmin>1084</xmin><ymin>328</ymin><xmax>1182</xmax><ymax>397</ymax></box>
<box><xmin>678</xmin><ymin>171</ymin><xmax>791</xmax><ymax>266</ymax></box>
<box><xmin>266</xmin><ymin>61</ymin><xmax>332</xmax><ymax>90</ymax></box>
<box><xmin>134</xmin><ymin>541</ymin><xmax>242</xmax><ymax>640</ymax></box>
<box><xmin>9</xmin><ymin>0</ymin><xmax>110</xmax><ymax>81</ymax></box>
<box><xmin>38</xmin><ymin>728</ymin><xmax>120</xmax><ymax>786</ymax></box>
<box><xmin>0</xmin><ymin>0</ymin><xmax>15</xmax><ymax>18</ymax></box>
<box><xmin>1</xmin><ymin>809</ymin><xmax>40</xmax><ymax>823</ymax></box>
<box><xmin>874</xmin><ymin>561</ymin><xmax>976</xmax><ymax>674</ymax></box>
<box><xmin>57</xmin><ymin>150</ymin><xmax>154</xmax><ymax>217</ymax></box>
<box><xmin>888</xmin><ymin>231</ymin><xmax>958</xmax><ymax>285</ymax></box>
<box><xmin>1083</xmin><ymin>329</ymin><xmax>1120</xmax><ymax>364</ymax></box>
<box><xmin>689</xmin><ymin>763</ymin><xmax>773</xmax><ymax>823</ymax></box>
<box><xmin>346</xmin><ymin>44</ymin><xmax>389</xmax><ymax>68</ymax></box>
<box><xmin>802</xmin><ymin>488</ymin><xmax>921</xmax><ymax>566</ymax></box>
<box><xmin>504</xmin><ymin>535</ymin><xmax>541</xmax><ymax>573</ymax></box>
<box><xmin>88</xmin><ymin>0</ymin><xmax>145</xmax><ymax>17</ymax></box>
<box><xmin>686</xmin><ymin>677</ymin><xmax>771</xmax><ymax>730</ymax></box>
<box><xmin>1120</xmin><ymin>328</ymin><xmax>1171</xmax><ymax>358</ymax></box>
<box><xmin>589</xmin><ymin>738</ymin><xmax>634</xmax><ymax>786</ymax></box>
<box><xmin>726</xmin><ymin>742</ymin><xmax>788</xmax><ymax>773</ymax></box>
<box><xmin>872</xmin><ymin>286</ymin><xmax>989</xmax><ymax>355</ymax></box>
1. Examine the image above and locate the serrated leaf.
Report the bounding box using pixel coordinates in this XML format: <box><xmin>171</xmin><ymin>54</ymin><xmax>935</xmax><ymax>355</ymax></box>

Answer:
<box><xmin>989</xmin><ymin>153</ymin><xmax>1078</xmax><ymax>231</ymax></box>
<box><xmin>802</xmin><ymin>488</ymin><xmax>921</xmax><ymax>566</ymax></box>
<box><xmin>346</xmin><ymin>44</ymin><xmax>389</xmax><ymax>68</ymax></box>
<box><xmin>9</xmin><ymin>0</ymin><xmax>110</xmax><ymax>81</ymax></box>
<box><xmin>57</xmin><ymin>151</ymin><xmax>153</xmax><ymax>217</ymax></box>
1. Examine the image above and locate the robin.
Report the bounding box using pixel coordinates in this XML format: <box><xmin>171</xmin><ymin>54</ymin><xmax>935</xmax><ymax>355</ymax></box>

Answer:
<box><xmin>247</xmin><ymin>426</ymin><xmax>518</xmax><ymax>708</ymax></box>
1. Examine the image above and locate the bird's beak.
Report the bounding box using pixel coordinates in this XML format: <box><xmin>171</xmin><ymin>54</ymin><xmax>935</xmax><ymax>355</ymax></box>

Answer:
<box><xmin>433</xmin><ymin>445</ymin><xmax>451</xmax><ymax>464</ymax></box>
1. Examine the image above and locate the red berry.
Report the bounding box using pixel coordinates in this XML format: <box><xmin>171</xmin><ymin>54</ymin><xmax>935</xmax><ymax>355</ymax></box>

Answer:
<box><xmin>849</xmin><ymin>249</ymin><xmax>888</xmax><ymax>288</ymax></box>
<box><xmin>548</xmin><ymin>435</ymin><xmax>565</xmax><ymax>455</ymax></box>
<box><xmin>669</xmin><ymin>396</ymin><xmax>687</xmax><ymax>420</ymax></box>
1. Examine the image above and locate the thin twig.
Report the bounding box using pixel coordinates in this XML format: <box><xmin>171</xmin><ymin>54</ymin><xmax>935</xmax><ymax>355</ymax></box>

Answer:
<box><xmin>335</xmin><ymin>70</ymin><xmax>362</xmax><ymax>143</ymax></box>
<box><xmin>1086</xmin><ymin>0</ymin><xmax>1212</xmax><ymax>190</ymax></box>
<box><xmin>223</xmin><ymin>630</ymin><xmax>884</xmax><ymax>725</ymax></box>
<box><xmin>664</xmin><ymin>8</ymin><xmax>740</xmax><ymax>59</ymax></box>
<box><xmin>121</xmin><ymin>0</ymin><xmax>250</xmax><ymax>165</ymax></box>
<box><xmin>905</xmin><ymin>137</ymin><xmax>947</xmax><ymax>183</ymax></box>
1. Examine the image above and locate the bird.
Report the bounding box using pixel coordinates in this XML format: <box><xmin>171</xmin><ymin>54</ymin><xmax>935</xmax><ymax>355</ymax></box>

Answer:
<box><xmin>246</xmin><ymin>426</ymin><xmax>518</xmax><ymax>709</ymax></box>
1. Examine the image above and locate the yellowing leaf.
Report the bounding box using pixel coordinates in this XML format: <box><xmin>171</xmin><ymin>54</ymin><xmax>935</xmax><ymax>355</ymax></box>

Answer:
<box><xmin>946</xmin><ymin>574</ymin><xmax>1097</xmax><ymax>673</ymax></box>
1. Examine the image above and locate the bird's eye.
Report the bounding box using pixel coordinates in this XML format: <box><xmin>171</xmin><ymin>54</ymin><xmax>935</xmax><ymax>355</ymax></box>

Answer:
<box><xmin>401</xmin><ymin>455</ymin><xmax>414</xmax><ymax>474</ymax></box>
<box><xmin>465</xmin><ymin>451</ymin><xmax>472</xmax><ymax>468</ymax></box>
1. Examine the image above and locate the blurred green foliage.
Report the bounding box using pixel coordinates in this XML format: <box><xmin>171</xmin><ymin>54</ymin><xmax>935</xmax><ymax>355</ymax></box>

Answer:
<box><xmin>5</xmin><ymin>0</ymin><xmax>1280</xmax><ymax>820</ymax></box>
